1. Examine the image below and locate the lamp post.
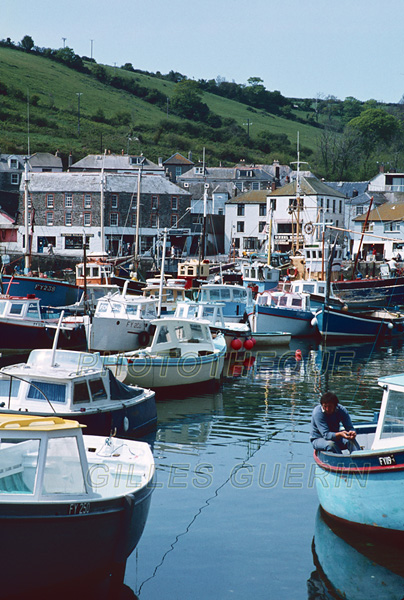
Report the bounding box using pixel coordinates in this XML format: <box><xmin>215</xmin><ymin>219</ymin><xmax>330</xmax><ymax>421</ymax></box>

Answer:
<box><xmin>76</xmin><ymin>93</ymin><xmax>82</xmax><ymax>135</ymax></box>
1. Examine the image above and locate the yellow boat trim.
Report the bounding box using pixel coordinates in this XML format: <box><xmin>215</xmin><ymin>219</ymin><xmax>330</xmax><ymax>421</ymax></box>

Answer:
<box><xmin>0</xmin><ymin>414</ymin><xmax>84</xmax><ymax>431</ymax></box>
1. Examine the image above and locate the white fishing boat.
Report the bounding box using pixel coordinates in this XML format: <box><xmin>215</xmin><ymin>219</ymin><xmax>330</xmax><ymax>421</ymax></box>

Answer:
<box><xmin>0</xmin><ymin>348</ymin><xmax>156</xmax><ymax>436</ymax></box>
<box><xmin>142</xmin><ymin>278</ymin><xmax>189</xmax><ymax>315</ymax></box>
<box><xmin>86</xmin><ymin>285</ymin><xmax>158</xmax><ymax>352</ymax></box>
<box><xmin>104</xmin><ymin>317</ymin><xmax>227</xmax><ymax>391</ymax></box>
<box><xmin>174</xmin><ymin>300</ymin><xmax>252</xmax><ymax>351</ymax></box>
<box><xmin>0</xmin><ymin>413</ymin><xmax>155</xmax><ymax>597</ymax></box>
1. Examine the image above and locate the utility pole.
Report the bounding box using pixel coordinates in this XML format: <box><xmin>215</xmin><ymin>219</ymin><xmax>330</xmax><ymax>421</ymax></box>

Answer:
<box><xmin>76</xmin><ymin>93</ymin><xmax>83</xmax><ymax>135</ymax></box>
<box><xmin>90</xmin><ymin>39</ymin><xmax>94</xmax><ymax>60</ymax></box>
<box><xmin>62</xmin><ymin>37</ymin><xmax>67</xmax><ymax>48</ymax></box>
<box><xmin>243</xmin><ymin>118</ymin><xmax>253</xmax><ymax>141</ymax></box>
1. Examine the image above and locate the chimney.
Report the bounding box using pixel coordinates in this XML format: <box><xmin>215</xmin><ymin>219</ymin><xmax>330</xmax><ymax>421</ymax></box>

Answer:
<box><xmin>352</xmin><ymin>189</ymin><xmax>358</xmax><ymax>197</ymax></box>
<box><xmin>158</xmin><ymin>157</ymin><xmax>163</xmax><ymax>167</ymax></box>
<box><xmin>379</xmin><ymin>163</ymin><xmax>385</xmax><ymax>173</ymax></box>
<box><xmin>55</xmin><ymin>149</ymin><xmax>61</xmax><ymax>157</ymax></box>
<box><xmin>271</xmin><ymin>181</ymin><xmax>276</xmax><ymax>192</ymax></box>
<box><xmin>188</xmin><ymin>150</ymin><xmax>192</xmax><ymax>162</ymax></box>
<box><xmin>68</xmin><ymin>152</ymin><xmax>73</xmax><ymax>168</ymax></box>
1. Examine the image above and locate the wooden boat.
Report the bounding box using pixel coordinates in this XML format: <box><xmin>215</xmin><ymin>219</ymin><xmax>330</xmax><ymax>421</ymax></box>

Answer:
<box><xmin>313</xmin><ymin>304</ymin><xmax>404</xmax><ymax>341</ymax></box>
<box><xmin>0</xmin><ymin>348</ymin><xmax>156</xmax><ymax>436</ymax></box>
<box><xmin>0</xmin><ymin>413</ymin><xmax>154</xmax><ymax>597</ymax></box>
<box><xmin>0</xmin><ymin>293</ymin><xmax>86</xmax><ymax>351</ymax></box>
<box><xmin>104</xmin><ymin>317</ymin><xmax>227</xmax><ymax>391</ymax></box>
<box><xmin>75</xmin><ymin>253</ymin><xmax>145</xmax><ymax>295</ymax></box>
<box><xmin>313</xmin><ymin>371</ymin><xmax>404</xmax><ymax>534</ymax></box>
<box><xmin>251</xmin><ymin>290</ymin><xmax>318</xmax><ymax>337</ymax></box>
<box><xmin>0</xmin><ymin>272</ymin><xmax>80</xmax><ymax>307</ymax></box>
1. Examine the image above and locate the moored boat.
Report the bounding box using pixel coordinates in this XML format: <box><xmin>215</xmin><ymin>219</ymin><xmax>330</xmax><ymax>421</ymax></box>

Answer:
<box><xmin>0</xmin><ymin>413</ymin><xmax>155</xmax><ymax>597</ymax></box>
<box><xmin>251</xmin><ymin>290</ymin><xmax>318</xmax><ymax>338</ymax></box>
<box><xmin>104</xmin><ymin>317</ymin><xmax>227</xmax><ymax>391</ymax></box>
<box><xmin>0</xmin><ymin>348</ymin><xmax>156</xmax><ymax>436</ymax></box>
<box><xmin>313</xmin><ymin>304</ymin><xmax>404</xmax><ymax>341</ymax></box>
<box><xmin>314</xmin><ymin>371</ymin><xmax>404</xmax><ymax>534</ymax></box>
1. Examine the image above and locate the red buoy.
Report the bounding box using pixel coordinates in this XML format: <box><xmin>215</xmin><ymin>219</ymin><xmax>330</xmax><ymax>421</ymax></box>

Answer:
<box><xmin>231</xmin><ymin>338</ymin><xmax>243</xmax><ymax>351</ymax></box>
<box><xmin>295</xmin><ymin>349</ymin><xmax>302</xmax><ymax>361</ymax></box>
<box><xmin>244</xmin><ymin>338</ymin><xmax>254</xmax><ymax>351</ymax></box>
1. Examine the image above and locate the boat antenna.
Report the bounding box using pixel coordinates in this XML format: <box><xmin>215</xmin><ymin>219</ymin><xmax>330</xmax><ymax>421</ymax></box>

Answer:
<box><xmin>100</xmin><ymin>151</ymin><xmax>106</xmax><ymax>256</ymax></box>
<box><xmin>23</xmin><ymin>158</ymin><xmax>31</xmax><ymax>274</ymax></box>
<box><xmin>51</xmin><ymin>310</ymin><xmax>65</xmax><ymax>367</ymax></box>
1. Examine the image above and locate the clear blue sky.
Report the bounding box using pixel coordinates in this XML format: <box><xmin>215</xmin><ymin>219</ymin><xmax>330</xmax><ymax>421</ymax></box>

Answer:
<box><xmin>2</xmin><ymin>0</ymin><xmax>404</xmax><ymax>104</ymax></box>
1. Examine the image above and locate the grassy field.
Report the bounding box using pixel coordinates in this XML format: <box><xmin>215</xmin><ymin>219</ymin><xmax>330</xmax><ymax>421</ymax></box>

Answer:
<box><xmin>0</xmin><ymin>46</ymin><xmax>323</xmax><ymax>166</ymax></box>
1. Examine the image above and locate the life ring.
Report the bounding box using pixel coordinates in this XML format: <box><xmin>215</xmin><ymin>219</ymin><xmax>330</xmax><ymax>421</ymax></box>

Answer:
<box><xmin>138</xmin><ymin>330</ymin><xmax>150</xmax><ymax>347</ymax></box>
<box><xmin>304</xmin><ymin>222</ymin><xmax>314</xmax><ymax>235</ymax></box>
<box><xmin>287</xmin><ymin>267</ymin><xmax>298</xmax><ymax>278</ymax></box>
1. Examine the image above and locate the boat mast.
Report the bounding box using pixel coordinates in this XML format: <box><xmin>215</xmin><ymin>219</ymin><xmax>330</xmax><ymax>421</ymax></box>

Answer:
<box><xmin>267</xmin><ymin>198</ymin><xmax>274</xmax><ymax>266</ymax></box>
<box><xmin>100</xmin><ymin>153</ymin><xmax>106</xmax><ymax>256</ymax></box>
<box><xmin>352</xmin><ymin>196</ymin><xmax>374</xmax><ymax>278</ymax></box>
<box><xmin>134</xmin><ymin>163</ymin><xmax>142</xmax><ymax>275</ymax></box>
<box><xmin>157</xmin><ymin>228</ymin><xmax>167</xmax><ymax>317</ymax></box>
<box><xmin>24</xmin><ymin>158</ymin><xmax>31</xmax><ymax>273</ymax></box>
<box><xmin>198</xmin><ymin>148</ymin><xmax>207</xmax><ymax>270</ymax></box>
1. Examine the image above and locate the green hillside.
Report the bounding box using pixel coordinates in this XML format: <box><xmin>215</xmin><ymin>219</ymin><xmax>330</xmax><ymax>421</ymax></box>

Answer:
<box><xmin>0</xmin><ymin>46</ymin><xmax>323</xmax><ymax>168</ymax></box>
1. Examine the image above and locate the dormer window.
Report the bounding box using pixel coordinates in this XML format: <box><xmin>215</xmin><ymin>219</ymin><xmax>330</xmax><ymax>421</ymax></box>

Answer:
<box><xmin>9</xmin><ymin>158</ymin><xmax>19</xmax><ymax>169</ymax></box>
<box><xmin>195</xmin><ymin>167</ymin><xmax>205</xmax><ymax>175</ymax></box>
<box><xmin>130</xmin><ymin>156</ymin><xmax>143</xmax><ymax>165</ymax></box>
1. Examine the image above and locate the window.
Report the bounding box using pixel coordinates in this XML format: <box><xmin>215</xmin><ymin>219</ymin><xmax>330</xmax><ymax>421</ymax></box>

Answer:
<box><xmin>339</xmin><ymin>200</ymin><xmax>343</xmax><ymax>213</ymax></box>
<box><xmin>326</xmin><ymin>198</ymin><xmax>330</xmax><ymax>209</ymax></box>
<box><xmin>46</xmin><ymin>212</ymin><xmax>54</xmax><ymax>226</ymax></box>
<box><xmin>65</xmin><ymin>193</ymin><xmax>72</xmax><ymax>208</ymax></box>
<box><xmin>319</xmin><ymin>198</ymin><xmax>324</xmax><ymax>209</ymax></box>
<box><xmin>175</xmin><ymin>167</ymin><xmax>182</xmax><ymax>177</ymax></box>
<box><xmin>356</xmin><ymin>206</ymin><xmax>364</xmax><ymax>216</ymax></box>
<box><xmin>259</xmin><ymin>204</ymin><xmax>266</xmax><ymax>217</ymax></box>
<box><xmin>384</xmin><ymin>222</ymin><xmax>400</xmax><ymax>233</ymax></box>
<box><xmin>151</xmin><ymin>213</ymin><xmax>158</xmax><ymax>228</ymax></box>
<box><xmin>131</xmin><ymin>213</ymin><xmax>137</xmax><ymax>226</ymax></box>
<box><xmin>65</xmin><ymin>212</ymin><xmax>72</xmax><ymax>226</ymax></box>
<box><xmin>89</xmin><ymin>378</ymin><xmax>107</xmax><ymax>401</ymax></box>
<box><xmin>84</xmin><ymin>194</ymin><xmax>92</xmax><ymax>209</ymax></box>
<box><xmin>218</xmin><ymin>208</ymin><xmax>223</xmax><ymax>215</ymax></box>
<box><xmin>11</xmin><ymin>173</ymin><xmax>19</xmax><ymax>185</ymax></box>
<box><xmin>83</xmin><ymin>213</ymin><xmax>91</xmax><ymax>226</ymax></box>
<box><xmin>171</xmin><ymin>214</ymin><xmax>178</xmax><ymax>228</ymax></box>
<box><xmin>111</xmin><ymin>194</ymin><xmax>118</xmax><ymax>209</ymax></box>
<box><xmin>237</xmin><ymin>204</ymin><xmax>245</xmax><ymax>216</ymax></box>
<box><xmin>65</xmin><ymin>235</ymin><xmax>85</xmax><ymax>250</ymax></box>
<box><xmin>47</xmin><ymin>194</ymin><xmax>54</xmax><ymax>208</ymax></box>
<box><xmin>28</xmin><ymin>380</ymin><xmax>66</xmax><ymax>403</ymax></box>
<box><xmin>332</xmin><ymin>199</ymin><xmax>336</xmax><ymax>212</ymax></box>
<box><xmin>110</xmin><ymin>213</ymin><xmax>118</xmax><ymax>226</ymax></box>
<box><xmin>43</xmin><ymin>437</ymin><xmax>85</xmax><ymax>495</ymax></box>
<box><xmin>259</xmin><ymin>221</ymin><xmax>266</xmax><ymax>233</ymax></box>
<box><xmin>171</xmin><ymin>196</ymin><xmax>178</xmax><ymax>210</ymax></box>
<box><xmin>237</xmin><ymin>221</ymin><xmax>244</xmax><ymax>233</ymax></box>
<box><xmin>195</xmin><ymin>167</ymin><xmax>204</xmax><ymax>175</ymax></box>
<box><xmin>152</xmin><ymin>196</ymin><xmax>158</xmax><ymax>210</ymax></box>
<box><xmin>10</xmin><ymin>158</ymin><xmax>19</xmax><ymax>169</ymax></box>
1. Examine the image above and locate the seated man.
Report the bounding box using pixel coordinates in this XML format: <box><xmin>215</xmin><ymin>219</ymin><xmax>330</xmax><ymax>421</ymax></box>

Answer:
<box><xmin>310</xmin><ymin>391</ymin><xmax>359</xmax><ymax>454</ymax></box>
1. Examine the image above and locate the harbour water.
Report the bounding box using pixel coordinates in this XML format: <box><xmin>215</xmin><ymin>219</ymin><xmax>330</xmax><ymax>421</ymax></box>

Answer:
<box><xmin>124</xmin><ymin>339</ymin><xmax>404</xmax><ymax>600</ymax></box>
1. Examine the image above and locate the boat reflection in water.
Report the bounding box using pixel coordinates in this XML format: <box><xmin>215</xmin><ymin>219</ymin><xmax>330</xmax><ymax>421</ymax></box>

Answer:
<box><xmin>309</xmin><ymin>508</ymin><xmax>404</xmax><ymax>600</ymax></box>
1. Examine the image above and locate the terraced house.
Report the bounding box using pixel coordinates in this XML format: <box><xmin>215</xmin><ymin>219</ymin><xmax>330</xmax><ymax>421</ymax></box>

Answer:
<box><xmin>15</xmin><ymin>171</ymin><xmax>191</xmax><ymax>258</ymax></box>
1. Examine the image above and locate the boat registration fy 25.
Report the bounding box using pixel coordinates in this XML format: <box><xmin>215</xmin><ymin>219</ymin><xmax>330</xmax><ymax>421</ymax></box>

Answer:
<box><xmin>69</xmin><ymin>501</ymin><xmax>91</xmax><ymax>515</ymax></box>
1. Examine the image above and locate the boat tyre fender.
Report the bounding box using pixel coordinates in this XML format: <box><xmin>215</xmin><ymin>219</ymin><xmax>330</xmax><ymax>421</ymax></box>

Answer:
<box><xmin>138</xmin><ymin>330</ymin><xmax>150</xmax><ymax>347</ymax></box>
<box><xmin>287</xmin><ymin>267</ymin><xmax>297</xmax><ymax>278</ymax></box>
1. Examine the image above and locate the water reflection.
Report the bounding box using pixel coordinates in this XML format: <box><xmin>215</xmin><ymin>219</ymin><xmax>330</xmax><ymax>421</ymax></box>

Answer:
<box><xmin>309</xmin><ymin>508</ymin><xmax>404</xmax><ymax>600</ymax></box>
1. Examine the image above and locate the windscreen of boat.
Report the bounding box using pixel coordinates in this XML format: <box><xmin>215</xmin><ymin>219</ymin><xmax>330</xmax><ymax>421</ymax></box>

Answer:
<box><xmin>42</xmin><ymin>436</ymin><xmax>86</xmax><ymax>495</ymax></box>
<box><xmin>0</xmin><ymin>438</ymin><xmax>39</xmax><ymax>494</ymax></box>
<box><xmin>28</xmin><ymin>381</ymin><xmax>66</xmax><ymax>403</ymax></box>
<box><xmin>379</xmin><ymin>389</ymin><xmax>404</xmax><ymax>440</ymax></box>
<box><xmin>0</xmin><ymin>376</ymin><xmax>20</xmax><ymax>398</ymax></box>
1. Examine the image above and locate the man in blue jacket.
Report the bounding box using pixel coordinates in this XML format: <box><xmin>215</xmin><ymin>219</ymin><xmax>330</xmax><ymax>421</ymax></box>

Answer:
<box><xmin>310</xmin><ymin>391</ymin><xmax>359</xmax><ymax>453</ymax></box>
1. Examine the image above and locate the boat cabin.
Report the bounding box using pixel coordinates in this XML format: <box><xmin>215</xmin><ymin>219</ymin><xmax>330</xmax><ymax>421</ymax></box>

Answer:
<box><xmin>94</xmin><ymin>294</ymin><xmax>157</xmax><ymax>321</ymax></box>
<box><xmin>0</xmin><ymin>414</ymin><xmax>93</xmax><ymax>500</ymax></box>
<box><xmin>241</xmin><ymin>261</ymin><xmax>280</xmax><ymax>291</ymax></box>
<box><xmin>175</xmin><ymin>301</ymin><xmax>227</xmax><ymax>328</ymax></box>
<box><xmin>147</xmin><ymin>318</ymin><xmax>217</xmax><ymax>357</ymax></box>
<box><xmin>0</xmin><ymin>349</ymin><xmax>145</xmax><ymax>415</ymax></box>
<box><xmin>199</xmin><ymin>284</ymin><xmax>252</xmax><ymax>306</ymax></box>
<box><xmin>371</xmin><ymin>374</ymin><xmax>404</xmax><ymax>450</ymax></box>
<box><xmin>177</xmin><ymin>259</ymin><xmax>210</xmax><ymax>288</ymax></box>
<box><xmin>142</xmin><ymin>279</ymin><xmax>188</xmax><ymax>312</ymax></box>
<box><xmin>256</xmin><ymin>290</ymin><xmax>312</xmax><ymax>312</ymax></box>
<box><xmin>76</xmin><ymin>257</ymin><xmax>114</xmax><ymax>287</ymax></box>
<box><xmin>0</xmin><ymin>294</ymin><xmax>59</xmax><ymax>321</ymax></box>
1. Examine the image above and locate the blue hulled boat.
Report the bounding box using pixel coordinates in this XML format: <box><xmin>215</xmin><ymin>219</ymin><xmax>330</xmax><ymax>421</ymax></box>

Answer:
<box><xmin>313</xmin><ymin>304</ymin><xmax>404</xmax><ymax>341</ymax></box>
<box><xmin>1</xmin><ymin>273</ymin><xmax>80</xmax><ymax>307</ymax></box>
<box><xmin>314</xmin><ymin>372</ymin><xmax>404</xmax><ymax>534</ymax></box>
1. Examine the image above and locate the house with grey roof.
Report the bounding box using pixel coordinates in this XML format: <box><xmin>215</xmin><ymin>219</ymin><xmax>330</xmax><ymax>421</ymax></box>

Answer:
<box><xmin>13</xmin><ymin>172</ymin><xmax>191</xmax><ymax>258</ymax></box>
<box><xmin>353</xmin><ymin>201</ymin><xmax>404</xmax><ymax>260</ymax></box>
<box><xmin>68</xmin><ymin>153</ymin><xmax>165</xmax><ymax>176</ymax></box>
<box><xmin>163</xmin><ymin>152</ymin><xmax>194</xmax><ymax>182</ymax></box>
